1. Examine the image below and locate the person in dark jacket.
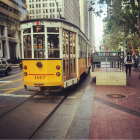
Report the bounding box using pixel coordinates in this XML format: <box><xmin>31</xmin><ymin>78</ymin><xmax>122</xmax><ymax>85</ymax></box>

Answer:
<box><xmin>124</xmin><ymin>52</ymin><xmax>132</xmax><ymax>76</ymax></box>
<box><xmin>136</xmin><ymin>55</ymin><xmax>140</xmax><ymax>70</ymax></box>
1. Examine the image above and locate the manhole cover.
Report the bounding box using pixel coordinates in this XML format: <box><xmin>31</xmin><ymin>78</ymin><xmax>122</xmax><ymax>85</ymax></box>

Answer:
<box><xmin>105</xmin><ymin>94</ymin><xmax>126</xmax><ymax>99</ymax></box>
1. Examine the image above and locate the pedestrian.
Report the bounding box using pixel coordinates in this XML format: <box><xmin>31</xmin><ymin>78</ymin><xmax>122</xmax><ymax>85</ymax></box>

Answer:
<box><xmin>124</xmin><ymin>52</ymin><xmax>132</xmax><ymax>76</ymax></box>
<box><xmin>133</xmin><ymin>53</ymin><xmax>137</xmax><ymax>68</ymax></box>
<box><xmin>136</xmin><ymin>55</ymin><xmax>140</xmax><ymax>70</ymax></box>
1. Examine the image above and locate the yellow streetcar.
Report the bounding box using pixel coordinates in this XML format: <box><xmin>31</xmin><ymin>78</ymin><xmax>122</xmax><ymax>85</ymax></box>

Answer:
<box><xmin>20</xmin><ymin>19</ymin><xmax>91</xmax><ymax>92</ymax></box>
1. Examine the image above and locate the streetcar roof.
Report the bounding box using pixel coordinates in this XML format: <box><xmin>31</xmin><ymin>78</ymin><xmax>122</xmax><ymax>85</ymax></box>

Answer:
<box><xmin>20</xmin><ymin>18</ymin><xmax>90</xmax><ymax>44</ymax></box>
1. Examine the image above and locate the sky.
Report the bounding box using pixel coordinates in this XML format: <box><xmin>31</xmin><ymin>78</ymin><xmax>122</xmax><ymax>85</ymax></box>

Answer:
<box><xmin>94</xmin><ymin>4</ymin><xmax>107</xmax><ymax>47</ymax></box>
<box><xmin>94</xmin><ymin>15</ymin><xmax>104</xmax><ymax>46</ymax></box>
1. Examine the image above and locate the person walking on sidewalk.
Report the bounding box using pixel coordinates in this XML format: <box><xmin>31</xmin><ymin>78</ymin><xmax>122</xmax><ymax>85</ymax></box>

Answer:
<box><xmin>124</xmin><ymin>52</ymin><xmax>132</xmax><ymax>76</ymax></box>
<box><xmin>136</xmin><ymin>55</ymin><xmax>140</xmax><ymax>70</ymax></box>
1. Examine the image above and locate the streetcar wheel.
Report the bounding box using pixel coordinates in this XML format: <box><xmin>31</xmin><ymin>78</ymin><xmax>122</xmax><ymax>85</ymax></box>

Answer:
<box><xmin>5</xmin><ymin>69</ymin><xmax>10</xmax><ymax>76</ymax></box>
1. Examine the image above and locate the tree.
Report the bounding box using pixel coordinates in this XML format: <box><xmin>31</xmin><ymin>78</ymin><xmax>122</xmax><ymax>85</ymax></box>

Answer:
<box><xmin>90</xmin><ymin>0</ymin><xmax>140</xmax><ymax>54</ymax></box>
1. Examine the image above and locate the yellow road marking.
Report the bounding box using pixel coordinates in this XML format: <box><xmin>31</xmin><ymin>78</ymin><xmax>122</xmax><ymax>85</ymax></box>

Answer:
<box><xmin>3</xmin><ymin>86</ymin><xmax>24</xmax><ymax>94</ymax></box>
<box><xmin>0</xmin><ymin>78</ymin><xmax>23</xmax><ymax>87</ymax></box>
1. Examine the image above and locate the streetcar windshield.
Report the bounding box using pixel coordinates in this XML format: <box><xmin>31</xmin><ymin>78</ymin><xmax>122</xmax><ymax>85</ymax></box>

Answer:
<box><xmin>22</xmin><ymin>25</ymin><xmax>60</xmax><ymax>59</ymax></box>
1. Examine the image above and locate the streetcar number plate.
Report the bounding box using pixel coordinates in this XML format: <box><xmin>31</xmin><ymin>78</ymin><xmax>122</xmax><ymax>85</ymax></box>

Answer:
<box><xmin>35</xmin><ymin>76</ymin><xmax>46</xmax><ymax>79</ymax></box>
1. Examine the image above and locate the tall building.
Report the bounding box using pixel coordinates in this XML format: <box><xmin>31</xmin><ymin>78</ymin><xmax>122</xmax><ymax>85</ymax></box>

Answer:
<box><xmin>26</xmin><ymin>0</ymin><xmax>80</xmax><ymax>27</ymax></box>
<box><xmin>79</xmin><ymin>0</ymin><xmax>85</xmax><ymax>33</ymax></box>
<box><xmin>89</xmin><ymin>1</ymin><xmax>94</xmax><ymax>48</ymax></box>
<box><xmin>0</xmin><ymin>0</ymin><xmax>29</xmax><ymax>59</ymax></box>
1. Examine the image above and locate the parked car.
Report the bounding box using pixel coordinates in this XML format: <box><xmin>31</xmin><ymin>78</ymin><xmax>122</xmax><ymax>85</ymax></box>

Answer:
<box><xmin>0</xmin><ymin>58</ymin><xmax>13</xmax><ymax>76</ymax></box>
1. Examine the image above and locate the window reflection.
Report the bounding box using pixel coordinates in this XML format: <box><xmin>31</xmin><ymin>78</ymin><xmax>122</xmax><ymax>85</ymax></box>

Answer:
<box><xmin>23</xmin><ymin>35</ymin><xmax>32</xmax><ymax>58</ymax></box>
<box><xmin>48</xmin><ymin>34</ymin><xmax>59</xmax><ymax>58</ymax></box>
<box><xmin>23</xmin><ymin>28</ymin><xmax>31</xmax><ymax>34</ymax></box>
<box><xmin>33</xmin><ymin>34</ymin><xmax>45</xmax><ymax>58</ymax></box>
<box><xmin>47</xmin><ymin>27</ymin><xmax>59</xmax><ymax>32</ymax></box>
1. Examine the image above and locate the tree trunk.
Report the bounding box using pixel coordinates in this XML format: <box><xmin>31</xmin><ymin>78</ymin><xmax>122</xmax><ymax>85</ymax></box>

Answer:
<box><xmin>130</xmin><ymin>35</ymin><xmax>134</xmax><ymax>54</ymax></box>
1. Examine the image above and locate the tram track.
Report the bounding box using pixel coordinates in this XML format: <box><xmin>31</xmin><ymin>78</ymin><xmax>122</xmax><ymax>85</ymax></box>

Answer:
<box><xmin>0</xmin><ymin>91</ymin><xmax>41</xmax><ymax>118</ymax></box>
<box><xmin>29</xmin><ymin>88</ymin><xmax>72</xmax><ymax>139</ymax></box>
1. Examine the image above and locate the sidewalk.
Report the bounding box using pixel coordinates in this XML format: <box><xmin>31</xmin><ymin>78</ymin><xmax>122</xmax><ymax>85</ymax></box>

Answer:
<box><xmin>89</xmin><ymin>67</ymin><xmax>140</xmax><ymax>139</ymax></box>
<box><xmin>32</xmin><ymin>65</ymin><xmax>140</xmax><ymax>139</ymax></box>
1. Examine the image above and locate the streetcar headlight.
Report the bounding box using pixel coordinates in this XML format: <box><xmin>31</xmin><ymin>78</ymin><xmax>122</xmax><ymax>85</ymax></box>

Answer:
<box><xmin>24</xmin><ymin>66</ymin><xmax>27</xmax><ymax>70</ymax></box>
<box><xmin>36</xmin><ymin>61</ymin><xmax>42</xmax><ymax>68</ymax></box>
<box><xmin>56</xmin><ymin>65</ymin><xmax>60</xmax><ymax>70</ymax></box>
<box><xmin>24</xmin><ymin>72</ymin><xmax>27</xmax><ymax>76</ymax></box>
<box><xmin>56</xmin><ymin>72</ymin><xmax>60</xmax><ymax>76</ymax></box>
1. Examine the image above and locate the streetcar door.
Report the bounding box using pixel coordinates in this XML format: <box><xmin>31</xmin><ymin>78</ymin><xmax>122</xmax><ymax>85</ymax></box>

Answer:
<box><xmin>62</xmin><ymin>30</ymin><xmax>77</xmax><ymax>81</ymax></box>
<box><xmin>63</xmin><ymin>30</ymin><xmax>70</xmax><ymax>81</ymax></box>
<box><xmin>70</xmin><ymin>32</ymin><xmax>77</xmax><ymax>79</ymax></box>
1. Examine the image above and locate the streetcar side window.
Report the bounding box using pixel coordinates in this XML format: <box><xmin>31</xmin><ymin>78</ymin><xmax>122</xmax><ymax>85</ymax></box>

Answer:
<box><xmin>23</xmin><ymin>35</ymin><xmax>32</xmax><ymax>58</ymax></box>
<box><xmin>48</xmin><ymin>34</ymin><xmax>59</xmax><ymax>58</ymax></box>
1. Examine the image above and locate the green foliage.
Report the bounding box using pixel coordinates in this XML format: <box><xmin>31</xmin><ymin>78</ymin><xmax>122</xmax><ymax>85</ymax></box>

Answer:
<box><xmin>90</xmin><ymin>0</ymin><xmax>140</xmax><ymax>50</ymax></box>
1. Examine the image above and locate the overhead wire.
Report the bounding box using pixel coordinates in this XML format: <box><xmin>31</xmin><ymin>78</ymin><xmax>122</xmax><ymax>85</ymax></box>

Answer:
<box><xmin>54</xmin><ymin>0</ymin><xmax>61</xmax><ymax>19</ymax></box>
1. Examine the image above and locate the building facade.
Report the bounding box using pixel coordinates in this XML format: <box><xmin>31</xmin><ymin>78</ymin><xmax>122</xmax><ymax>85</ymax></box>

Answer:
<box><xmin>0</xmin><ymin>0</ymin><xmax>28</xmax><ymax>59</ymax></box>
<box><xmin>26</xmin><ymin>0</ymin><xmax>80</xmax><ymax>27</ymax></box>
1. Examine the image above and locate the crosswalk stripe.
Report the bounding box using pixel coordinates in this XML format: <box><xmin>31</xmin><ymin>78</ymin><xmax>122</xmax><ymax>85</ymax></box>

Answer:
<box><xmin>0</xmin><ymin>94</ymin><xmax>30</xmax><ymax>97</ymax></box>
<box><xmin>0</xmin><ymin>73</ymin><xmax>22</xmax><ymax>81</ymax></box>
<box><xmin>0</xmin><ymin>78</ymin><xmax>23</xmax><ymax>87</ymax></box>
<box><xmin>0</xmin><ymin>81</ymin><xmax>11</xmax><ymax>83</ymax></box>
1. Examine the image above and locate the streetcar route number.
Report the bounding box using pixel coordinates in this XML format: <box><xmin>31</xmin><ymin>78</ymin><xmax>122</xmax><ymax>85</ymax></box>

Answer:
<box><xmin>35</xmin><ymin>76</ymin><xmax>46</xmax><ymax>79</ymax></box>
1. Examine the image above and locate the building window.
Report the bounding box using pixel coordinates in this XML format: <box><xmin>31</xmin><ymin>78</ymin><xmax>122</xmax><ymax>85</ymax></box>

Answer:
<box><xmin>1</xmin><ymin>26</ymin><xmax>4</xmax><ymax>36</ymax></box>
<box><xmin>36</xmin><ymin>15</ymin><xmax>38</xmax><ymax>18</ymax></box>
<box><xmin>30</xmin><ymin>10</ymin><xmax>32</xmax><ymax>14</ymax></box>
<box><xmin>50</xmin><ymin>3</ymin><xmax>51</xmax><ymax>7</ymax></box>
<box><xmin>53</xmin><ymin>9</ymin><xmax>55</xmax><ymax>12</ymax></box>
<box><xmin>50</xmin><ymin>9</ymin><xmax>52</xmax><ymax>12</ymax></box>
<box><xmin>46</xmin><ymin>15</ymin><xmax>48</xmax><ymax>18</ymax></box>
<box><xmin>36</xmin><ymin>10</ymin><xmax>38</xmax><ymax>13</ymax></box>
<box><xmin>43</xmin><ymin>15</ymin><xmax>45</xmax><ymax>18</ymax></box>
<box><xmin>39</xmin><ymin>4</ymin><xmax>41</xmax><ymax>7</ymax></box>
<box><xmin>32</xmin><ymin>0</ymin><xmax>34</xmax><ymax>2</ymax></box>
<box><xmin>36</xmin><ymin>4</ymin><xmax>38</xmax><ymax>8</ymax></box>
<box><xmin>39</xmin><ymin>15</ymin><xmax>41</xmax><ymax>18</ymax></box>
<box><xmin>29</xmin><ymin>0</ymin><xmax>31</xmax><ymax>2</ymax></box>
<box><xmin>46</xmin><ymin>9</ymin><xmax>48</xmax><ymax>13</ymax></box>
<box><xmin>30</xmin><ymin>16</ymin><xmax>32</xmax><ymax>19</ymax></box>
<box><xmin>39</xmin><ymin>9</ymin><xmax>41</xmax><ymax>13</ymax></box>
<box><xmin>32</xmin><ymin>4</ymin><xmax>34</xmax><ymax>8</ymax></box>
<box><xmin>43</xmin><ymin>9</ymin><xmax>45</xmax><ymax>13</ymax></box>
<box><xmin>29</xmin><ymin>4</ymin><xmax>31</xmax><ymax>8</ymax></box>
<box><xmin>32</xmin><ymin>10</ymin><xmax>34</xmax><ymax>14</ymax></box>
